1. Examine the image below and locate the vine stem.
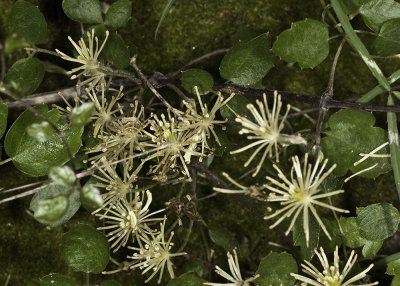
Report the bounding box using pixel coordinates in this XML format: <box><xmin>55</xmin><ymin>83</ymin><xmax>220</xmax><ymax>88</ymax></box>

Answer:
<box><xmin>314</xmin><ymin>38</ymin><xmax>346</xmax><ymax>148</ymax></box>
<box><xmin>130</xmin><ymin>57</ymin><xmax>183</xmax><ymax>116</ymax></box>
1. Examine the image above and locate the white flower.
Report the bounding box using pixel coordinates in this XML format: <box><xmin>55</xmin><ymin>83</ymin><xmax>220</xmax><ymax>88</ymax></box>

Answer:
<box><xmin>264</xmin><ymin>154</ymin><xmax>349</xmax><ymax>246</ymax></box>
<box><xmin>86</xmin><ymin>86</ymin><xmax>124</xmax><ymax>137</ymax></box>
<box><xmin>204</xmin><ymin>249</ymin><xmax>258</xmax><ymax>286</ymax></box>
<box><xmin>291</xmin><ymin>246</ymin><xmax>378</xmax><ymax>286</ymax></box>
<box><xmin>231</xmin><ymin>91</ymin><xmax>306</xmax><ymax>177</ymax></box>
<box><xmin>56</xmin><ymin>29</ymin><xmax>109</xmax><ymax>88</ymax></box>
<box><xmin>92</xmin><ymin>157</ymin><xmax>140</xmax><ymax>210</ymax></box>
<box><xmin>128</xmin><ymin>219</ymin><xmax>186</xmax><ymax>284</ymax></box>
<box><xmin>179</xmin><ymin>88</ymin><xmax>234</xmax><ymax>156</ymax></box>
<box><xmin>96</xmin><ymin>190</ymin><xmax>164</xmax><ymax>252</ymax></box>
<box><xmin>145</xmin><ymin>111</ymin><xmax>204</xmax><ymax>180</ymax></box>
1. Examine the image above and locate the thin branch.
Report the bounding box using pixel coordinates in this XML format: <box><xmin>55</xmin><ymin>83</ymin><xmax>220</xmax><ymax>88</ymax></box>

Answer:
<box><xmin>6</xmin><ymin>87</ymin><xmax>77</xmax><ymax>108</ymax></box>
<box><xmin>130</xmin><ymin>57</ymin><xmax>182</xmax><ymax>115</ymax></box>
<box><xmin>315</xmin><ymin>38</ymin><xmax>346</xmax><ymax>147</ymax></box>
<box><xmin>170</xmin><ymin>48</ymin><xmax>229</xmax><ymax>77</ymax></box>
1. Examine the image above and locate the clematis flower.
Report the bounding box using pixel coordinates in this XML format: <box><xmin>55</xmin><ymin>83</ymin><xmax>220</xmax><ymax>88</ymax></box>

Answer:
<box><xmin>291</xmin><ymin>246</ymin><xmax>378</xmax><ymax>286</ymax></box>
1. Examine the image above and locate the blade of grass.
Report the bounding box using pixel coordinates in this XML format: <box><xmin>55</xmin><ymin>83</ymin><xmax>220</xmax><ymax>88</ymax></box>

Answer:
<box><xmin>358</xmin><ymin>69</ymin><xmax>400</xmax><ymax>103</ymax></box>
<box><xmin>155</xmin><ymin>0</ymin><xmax>175</xmax><ymax>39</ymax></box>
<box><xmin>387</xmin><ymin>93</ymin><xmax>400</xmax><ymax>199</ymax></box>
<box><xmin>331</xmin><ymin>0</ymin><xmax>391</xmax><ymax>91</ymax></box>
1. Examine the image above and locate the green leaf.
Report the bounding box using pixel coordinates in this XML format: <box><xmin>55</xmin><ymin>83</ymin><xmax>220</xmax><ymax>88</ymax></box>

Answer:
<box><xmin>30</xmin><ymin>184</ymin><xmax>81</xmax><ymax>227</ymax></box>
<box><xmin>105</xmin><ymin>0</ymin><xmax>132</xmax><ymax>28</ymax></box>
<box><xmin>49</xmin><ymin>166</ymin><xmax>76</xmax><ymax>186</ymax></box>
<box><xmin>167</xmin><ymin>273</ymin><xmax>205</xmax><ymax>286</ymax></box>
<box><xmin>102</xmin><ymin>32</ymin><xmax>130</xmax><ymax>69</ymax></box>
<box><xmin>220</xmin><ymin>94</ymin><xmax>252</xmax><ymax>122</ymax></box>
<box><xmin>33</xmin><ymin>195</ymin><xmax>69</xmax><ymax>224</ymax></box>
<box><xmin>100</xmin><ymin>281</ymin><xmax>121</xmax><ymax>286</ymax></box>
<box><xmin>321</xmin><ymin>109</ymin><xmax>391</xmax><ymax>177</ymax></box>
<box><xmin>358</xmin><ymin>69</ymin><xmax>400</xmax><ymax>103</ymax></box>
<box><xmin>180</xmin><ymin>259</ymin><xmax>204</xmax><ymax>277</ymax></box>
<box><xmin>10</xmin><ymin>0</ymin><xmax>48</xmax><ymax>44</ymax></box>
<box><xmin>80</xmin><ymin>184</ymin><xmax>103</xmax><ymax>211</ymax></box>
<box><xmin>362</xmin><ymin>240</ymin><xmax>383</xmax><ymax>258</ymax></box>
<box><xmin>393</xmin><ymin>276</ymin><xmax>400</xmax><ymax>286</ymax></box>
<box><xmin>338</xmin><ymin>0</ymin><xmax>366</xmax><ymax>14</ymax></box>
<box><xmin>293</xmin><ymin>216</ymin><xmax>320</xmax><ymax>260</ymax></box>
<box><xmin>208</xmin><ymin>224</ymin><xmax>239</xmax><ymax>251</ymax></box>
<box><xmin>332</xmin><ymin>0</ymin><xmax>391</xmax><ymax>91</ymax></box>
<box><xmin>40</xmin><ymin>273</ymin><xmax>75</xmax><ymax>286</ymax></box>
<box><xmin>26</xmin><ymin>121</ymin><xmax>53</xmax><ymax>143</ymax></box>
<box><xmin>220</xmin><ymin>33</ymin><xmax>274</xmax><ymax>86</ymax></box>
<box><xmin>360</xmin><ymin>0</ymin><xmax>400</xmax><ymax>32</ymax></box>
<box><xmin>5</xmin><ymin>57</ymin><xmax>45</xmax><ymax>96</ymax></box>
<box><xmin>272</xmin><ymin>19</ymin><xmax>329</xmax><ymax>69</ymax></box>
<box><xmin>319</xmin><ymin>219</ymin><xmax>343</xmax><ymax>252</ymax></box>
<box><xmin>357</xmin><ymin>203</ymin><xmax>400</xmax><ymax>241</ymax></box>
<box><xmin>339</xmin><ymin>217</ymin><xmax>367</xmax><ymax>248</ymax></box>
<box><xmin>387</xmin><ymin>94</ymin><xmax>400</xmax><ymax>200</ymax></box>
<box><xmin>0</xmin><ymin>98</ymin><xmax>8</xmax><ymax>139</ymax></box>
<box><xmin>62</xmin><ymin>224</ymin><xmax>110</xmax><ymax>274</ymax></box>
<box><xmin>388</xmin><ymin>259</ymin><xmax>400</xmax><ymax>276</ymax></box>
<box><xmin>180</xmin><ymin>69</ymin><xmax>214</xmax><ymax>95</ymax></box>
<box><xmin>62</xmin><ymin>0</ymin><xmax>103</xmax><ymax>24</ymax></box>
<box><xmin>255</xmin><ymin>252</ymin><xmax>297</xmax><ymax>286</ymax></box>
<box><xmin>4</xmin><ymin>106</ymin><xmax>83</xmax><ymax>176</ymax></box>
<box><xmin>375</xmin><ymin>19</ymin><xmax>400</xmax><ymax>56</ymax></box>
<box><xmin>71</xmin><ymin>102</ymin><xmax>94</xmax><ymax>127</ymax></box>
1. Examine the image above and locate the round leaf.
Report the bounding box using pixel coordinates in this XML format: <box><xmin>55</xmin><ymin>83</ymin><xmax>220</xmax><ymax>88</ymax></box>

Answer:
<box><xmin>33</xmin><ymin>195</ymin><xmax>69</xmax><ymax>224</ymax></box>
<box><xmin>220</xmin><ymin>33</ymin><xmax>274</xmax><ymax>86</ymax></box>
<box><xmin>375</xmin><ymin>19</ymin><xmax>400</xmax><ymax>56</ymax></box>
<box><xmin>272</xmin><ymin>19</ymin><xmax>329</xmax><ymax>69</ymax></box>
<box><xmin>10</xmin><ymin>0</ymin><xmax>48</xmax><ymax>44</ymax></box>
<box><xmin>4</xmin><ymin>106</ymin><xmax>83</xmax><ymax>176</ymax></box>
<box><xmin>62</xmin><ymin>224</ymin><xmax>110</xmax><ymax>273</ymax></box>
<box><xmin>168</xmin><ymin>273</ymin><xmax>205</xmax><ymax>286</ymax></box>
<box><xmin>180</xmin><ymin>69</ymin><xmax>214</xmax><ymax>95</ymax></box>
<box><xmin>49</xmin><ymin>166</ymin><xmax>76</xmax><ymax>186</ymax></box>
<box><xmin>30</xmin><ymin>184</ymin><xmax>81</xmax><ymax>227</ymax></box>
<box><xmin>357</xmin><ymin>203</ymin><xmax>400</xmax><ymax>241</ymax></box>
<box><xmin>105</xmin><ymin>0</ymin><xmax>132</xmax><ymax>29</ymax></box>
<box><xmin>362</xmin><ymin>240</ymin><xmax>383</xmax><ymax>258</ymax></box>
<box><xmin>40</xmin><ymin>273</ymin><xmax>75</xmax><ymax>286</ymax></box>
<box><xmin>0</xmin><ymin>98</ymin><xmax>8</xmax><ymax>139</ymax></box>
<box><xmin>321</xmin><ymin>109</ymin><xmax>391</xmax><ymax>178</ymax></box>
<box><xmin>71</xmin><ymin>102</ymin><xmax>95</xmax><ymax>127</ymax></box>
<box><xmin>5</xmin><ymin>57</ymin><xmax>45</xmax><ymax>96</ymax></box>
<box><xmin>255</xmin><ymin>252</ymin><xmax>297</xmax><ymax>286</ymax></box>
<box><xmin>80</xmin><ymin>184</ymin><xmax>103</xmax><ymax>211</ymax></box>
<box><xmin>102</xmin><ymin>32</ymin><xmax>130</xmax><ymax>69</ymax></box>
<box><xmin>27</xmin><ymin>121</ymin><xmax>53</xmax><ymax>143</ymax></box>
<box><xmin>62</xmin><ymin>0</ymin><xmax>103</xmax><ymax>24</ymax></box>
<box><xmin>339</xmin><ymin>217</ymin><xmax>367</xmax><ymax>248</ymax></box>
<box><xmin>360</xmin><ymin>0</ymin><xmax>400</xmax><ymax>32</ymax></box>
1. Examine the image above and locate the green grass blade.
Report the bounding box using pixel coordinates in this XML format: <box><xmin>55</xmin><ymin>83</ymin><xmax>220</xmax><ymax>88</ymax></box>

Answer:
<box><xmin>331</xmin><ymin>0</ymin><xmax>391</xmax><ymax>91</ymax></box>
<box><xmin>358</xmin><ymin>69</ymin><xmax>400</xmax><ymax>103</ymax></box>
<box><xmin>387</xmin><ymin>94</ymin><xmax>400</xmax><ymax>199</ymax></box>
<box><xmin>155</xmin><ymin>0</ymin><xmax>175</xmax><ymax>39</ymax></box>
